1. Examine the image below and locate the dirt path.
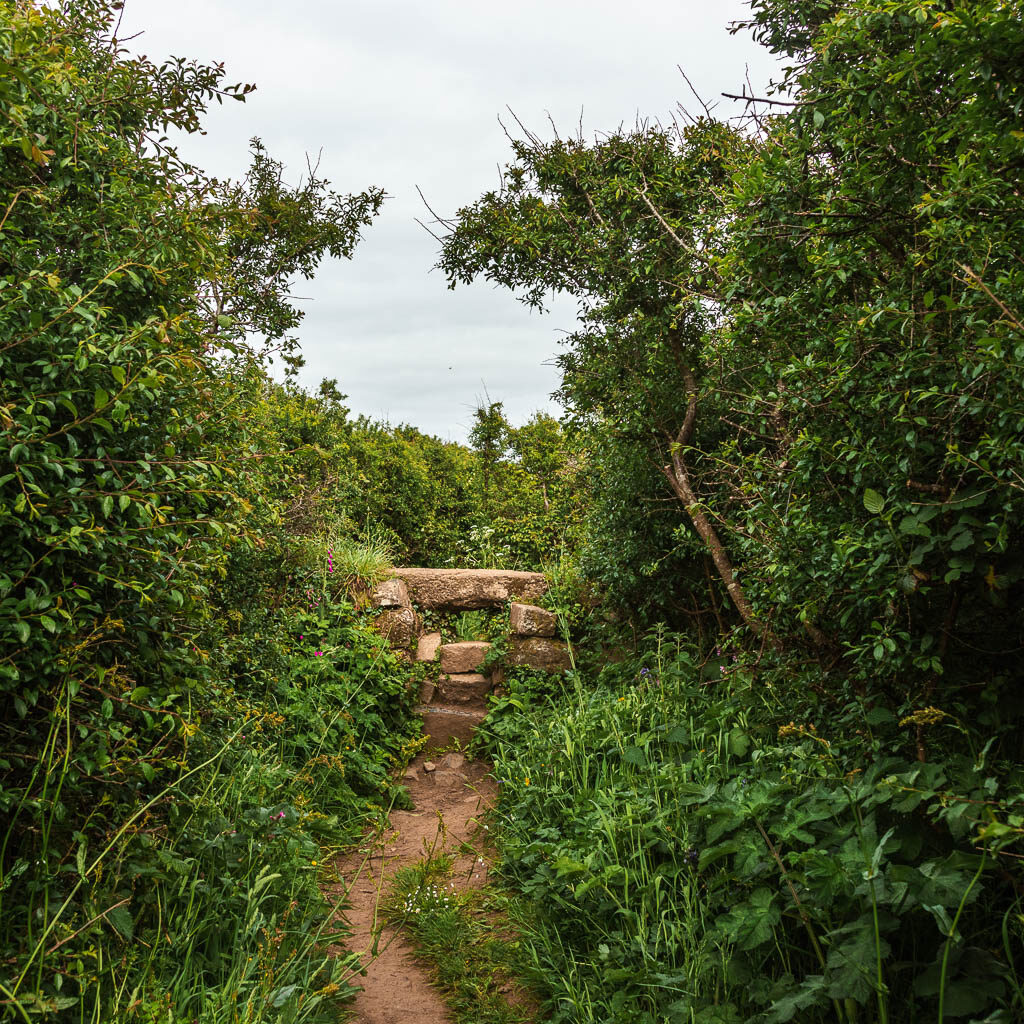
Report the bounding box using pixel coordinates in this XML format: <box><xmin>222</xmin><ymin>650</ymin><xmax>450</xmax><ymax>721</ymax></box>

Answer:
<box><xmin>331</xmin><ymin>752</ymin><xmax>499</xmax><ymax>1024</ymax></box>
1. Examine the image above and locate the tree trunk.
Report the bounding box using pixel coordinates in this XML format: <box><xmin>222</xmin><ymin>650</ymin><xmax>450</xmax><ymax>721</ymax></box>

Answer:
<box><xmin>662</xmin><ymin>364</ymin><xmax>778</xmax><ymax>647</ymax></box>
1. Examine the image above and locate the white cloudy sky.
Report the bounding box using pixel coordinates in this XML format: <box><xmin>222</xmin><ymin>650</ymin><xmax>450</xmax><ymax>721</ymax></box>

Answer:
<box><xmin>119</xmin><ymin>0</ymin><xmax>778</xmax><ymax>440</ymax></box>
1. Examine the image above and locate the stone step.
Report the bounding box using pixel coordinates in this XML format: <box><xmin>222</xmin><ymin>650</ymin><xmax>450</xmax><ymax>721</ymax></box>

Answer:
<box><xmin>417</xmin><ymin>704</ymin><xmax>487</xmax><ymax>752</ymax></box>
<box><xmin>436</xmin><ymin>672</ymin><xmax>492</xmax><ymax>707</ymax></box>
<box><xmin>439</xmin><ymin>641</ymin><xmax>490</xmax><ymax>673</ymax></box>
<box><xmin>510</xmin><ymin>601</ymin><xmax>558</xmax><ymax>637</ymax></box>
<box><xmin>418</xmin><ymin>673</ymin><xmax>492</xmax><ymax>709</ymax></box>
<box><xmin>508</xmin><ymin>636</ymin><xmax>572</xmax><ymax>672</ymax></box>
<box><xmin>393</xmin><ymin>568</ymin><xmax>548</xmax><ymax>609</ymax></box>
<box><xmin>416</xmin><ymin>631</ymin><xmax>442</xmax><ymax>662</ymax></box>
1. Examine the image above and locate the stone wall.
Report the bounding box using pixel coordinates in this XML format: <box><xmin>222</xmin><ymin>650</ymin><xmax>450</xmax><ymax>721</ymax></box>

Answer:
<box><xmin>366</xmin><ymin>568</ymin><xmax>571</xmax><ymax>751</ymax></box>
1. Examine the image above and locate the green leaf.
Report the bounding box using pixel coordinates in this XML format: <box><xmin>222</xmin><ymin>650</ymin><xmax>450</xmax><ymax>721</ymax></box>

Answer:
<box><xmin>107</xmin><ymin>904</ymin><xmax>134</xmax><ymax>940</ymax></box>
<box><xmin>698</xmin><ymin>840</ymin><xmax>740</xmax><ymax>870</ymax></box>
<box><xmin>864</xmin><ymin>706</ymin><xmax>895</xmax><ymax>726</ymax></box>
<box><xmin>813</xmin><ymin>108</ymin><xmax>825</xmax><ymax>129</ymax></box>
<box><xmin>863</xmin><ymin>488</ymin><xmax>885</xmax><ymax>514</ymax></box>
<box><xmin>110</xmin><ymin>366</ymin><xmax>126</xmax><ymax>386</ymax></box>
<box><xmin>717</xmin><ymin>887</ymin><xmax>781</xmax><ymax>949</ymax></box>
<box><xmin>727</xmin><ymin>728</ymin><xmax>750</xmax><ymax>757</ymax></box>
<box><xmin>14</xmin><ymin>620</ymin><xmax>29</xmax><ymax>643</ymax></box>
<box><xmin>949</xmin><ymin>529</ymin><xmax>973</xmax><ymax>551</ymax></box>
<box><xmin>94</xmin><ymin>388</ymin><xmax>109</xmax><ymax>411</ymax></box>
<box><xmin>622</xmin><ymin>745</ymin><xmax>646</xmax><ymax>766</ymax></box>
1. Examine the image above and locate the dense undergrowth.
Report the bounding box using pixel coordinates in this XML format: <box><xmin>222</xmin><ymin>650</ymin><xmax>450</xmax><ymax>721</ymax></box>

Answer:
<box><xmin>5</xmin><ymin>0</ymin><xmax>1024</xmax><ymax>1021</ymax></box>
<box><xmin>2</xmin><ymin>530</ymin><xmax>421</xmax><ymax>1021</ymax></box>
<box><xmin>479</xmin><ymin>642</ymin><xmax>1024</xmax><ymax>1023</ymax></box>
<box><xmin>439</xmin><ymin>0</ymin><xmax>1024</xmax><ymax>1018</ymax></box>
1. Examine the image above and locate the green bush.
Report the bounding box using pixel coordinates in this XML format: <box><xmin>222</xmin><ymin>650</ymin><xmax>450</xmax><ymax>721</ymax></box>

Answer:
<box><xmin>0</xmin><ymin>3</ymin><xmax>415</xmax><ymax>1018</ymax></box>
<box><xmin>486</xmin><ymin>640</ymin><xmax>1024</xmax><ymax>1023</ymax></box>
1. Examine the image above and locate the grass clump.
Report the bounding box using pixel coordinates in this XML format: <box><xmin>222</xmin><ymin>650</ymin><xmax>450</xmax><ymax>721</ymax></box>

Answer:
<box><xmin>382</xmin><ymin>853</ymin><xmax>537</xmax><ymax>1024</ymax></box>
<box><xmin>313</xmin><ymin>528</ymin><xmax>396</xmax><ymax>592</ymax></box>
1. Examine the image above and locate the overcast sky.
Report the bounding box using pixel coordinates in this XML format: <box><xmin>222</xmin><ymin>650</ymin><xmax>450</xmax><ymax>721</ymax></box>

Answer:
<box><xmin>120</xmin><ymin>0</ymin><xmax>778</xmax><ymax>441</ymax></box>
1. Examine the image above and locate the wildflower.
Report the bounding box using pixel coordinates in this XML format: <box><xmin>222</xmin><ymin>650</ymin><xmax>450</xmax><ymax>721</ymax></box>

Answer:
<box><xmin>311</xmin><ymin>860</ymin><xmax>318</xmax><ymax>866</ymax></box>
<box><xmin>900</xmin><ymin>706</ymin><xmax>947</xmax><ymax>728</ymax></box>
<box><xmin>314</xmin><ymin>650</ymin><xmax>323</xmax><ymax>657</ymax></box>
<box><xmin>524</xmin><ymin>777</ymin><xmax>530</xmax><ymax>785</ymax></box>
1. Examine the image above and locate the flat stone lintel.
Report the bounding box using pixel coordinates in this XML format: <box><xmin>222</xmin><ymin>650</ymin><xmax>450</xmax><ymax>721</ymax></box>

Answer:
<box><xmin>393</xmin><ymin>567</ymin><xmax>548</xmax><ymax>610</ymax></box>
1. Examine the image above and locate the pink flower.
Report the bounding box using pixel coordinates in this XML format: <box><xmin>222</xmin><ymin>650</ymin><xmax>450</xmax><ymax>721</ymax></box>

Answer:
<box><xmin>314</xmin><ymin>650</ymin><xmax>324</xmax><ymax>656</ymax></box>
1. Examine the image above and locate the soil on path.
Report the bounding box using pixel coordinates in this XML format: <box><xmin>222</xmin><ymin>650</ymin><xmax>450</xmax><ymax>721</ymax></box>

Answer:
<box><xmin>330</xmin><ymin>752</ymin><xmax>499</xmax><ymax>1024</ymax></box>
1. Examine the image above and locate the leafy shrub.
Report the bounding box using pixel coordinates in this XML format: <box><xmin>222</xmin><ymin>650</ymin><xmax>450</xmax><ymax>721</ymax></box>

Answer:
<box><xmin>486</xmin><ymin>640</ymin><xmax>1024</xmax><ymax>1023</ymax></box>
<box><xmin>0</xmin><ymin>4</ymin><xmax>418</xmax><ymax>1018</ymax></box>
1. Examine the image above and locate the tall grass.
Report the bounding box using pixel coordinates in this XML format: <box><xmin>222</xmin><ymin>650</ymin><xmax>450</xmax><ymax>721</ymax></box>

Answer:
<box><xmin>478</xmin><ymin>635</ymin><xmax>1024</xmax><ymax>1024</ymax></box>
<box><xmin>0</xmin><ymin>560</ymin><xmax>418</xmax><ymax>1022</ymax></box>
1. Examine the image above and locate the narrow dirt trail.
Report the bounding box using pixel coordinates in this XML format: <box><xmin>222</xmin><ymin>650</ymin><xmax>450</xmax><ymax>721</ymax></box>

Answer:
<box><xmin>331</xmin><ymin>752</ymin><xmax>498</xmax><ymax>1024</ymax></box>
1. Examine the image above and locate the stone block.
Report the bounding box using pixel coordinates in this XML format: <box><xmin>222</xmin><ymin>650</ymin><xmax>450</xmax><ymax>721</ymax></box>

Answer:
<box><xmin>439</xmin><ymin>641</ymin><xmax>490</xmax><ymax>674</ymax></box>
<box><xmin>373</xmin><ymin>606</ymin><xmax>420</xmax><ymax>648</ymax></box>
<box><xmin>416</xmin><ymin>631</ymin><xmax>443</xmax><ymax>662</ymax></box>
<box><xmin>393</xmin><ymin>568</ymin><xmax>548</xmax><ymax>609</ymax></box>
<box><xmin>418</xmin><ymin>706</ymin><xmax>486</xmax><ymax>752</ymax></box>
<box><xmin>436</xmin><ymin>672</ymin><xmax>492</xmax><ymax>706</ymax></box>
<box><xmin>509</xmin><ymin>601</ymin><xmax>557</xmax><ymax>637</ymax></box>
<box><xmin>371</xmin><ymin>577</ymin><xmax>410</xmax><ymax>609</ymax></box>
<box><xmin>508</xmin><ymin>636</ymin><xmax>571</xmax><ymax>673</ymax></box>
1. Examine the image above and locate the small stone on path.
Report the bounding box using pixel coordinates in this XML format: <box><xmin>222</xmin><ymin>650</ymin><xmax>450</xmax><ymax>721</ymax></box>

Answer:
<box><xmin>423</xmin><ymin>760</ymin><xmax>436</xmax><ymax>773</ymax></box>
